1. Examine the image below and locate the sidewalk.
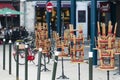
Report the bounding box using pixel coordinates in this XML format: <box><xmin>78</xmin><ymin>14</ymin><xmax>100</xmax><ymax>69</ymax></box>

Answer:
<box><xmin>0</xmin><ymin>66</ymin><xmax>16</xmax><ymax>80</ymax></box>
<box><xmin>0</xmin><ymin>45</ymin><xmax>120</xmax><ymax>80</ymax></box>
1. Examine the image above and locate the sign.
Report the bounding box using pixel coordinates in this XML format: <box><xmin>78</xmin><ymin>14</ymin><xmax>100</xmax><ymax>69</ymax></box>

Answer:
<box><xmin>78</xmin><ymin>10</ymin><xmax>86</xmax><ymax>23</ymax></box>
<box><xmin>46</xmin><ymin>1</ymin><xmax>53</xmax><ymax>12</ymax></box>
<box><xmin>100</xmin><ymin>2</ymin><xmax>110</xmax><ymax>12</ymax></box>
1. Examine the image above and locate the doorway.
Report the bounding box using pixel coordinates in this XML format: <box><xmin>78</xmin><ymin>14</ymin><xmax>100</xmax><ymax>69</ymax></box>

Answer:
<box><xmin>116</xmin><ymin>2</ymin><xmax>120</xmax><ymax>37</ymax></box>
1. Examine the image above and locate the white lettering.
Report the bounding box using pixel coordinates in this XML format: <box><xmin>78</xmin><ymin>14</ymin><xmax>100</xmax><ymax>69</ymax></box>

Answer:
<box><xmin>101</xmin><ymin>4</ymin><xmax>110</xmax><ymax>11</ymax></box>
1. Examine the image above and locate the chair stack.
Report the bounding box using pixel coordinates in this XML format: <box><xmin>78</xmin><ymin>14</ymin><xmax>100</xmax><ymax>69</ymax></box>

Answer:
<box><xmin>35</xmin><ymin>22</ymin><xmax>51</xmax><ymax>54</ymax></box>
<box><xmin>69</xmin><ymin>24</ymin><xmax>84</xmax><ymax>63</ymax></box>
<box><xmin>54</xmin><ymin>32</ymin><xmax>68</xmax><ymax>57</ymax></box>
<box><xmin>97</xmin><ymin>21</ymin><xmax>117</xmax><ymax>69</ymax></box>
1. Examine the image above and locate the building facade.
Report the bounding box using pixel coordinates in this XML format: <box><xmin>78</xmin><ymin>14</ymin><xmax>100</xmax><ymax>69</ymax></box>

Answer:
<box><xmin>1</xmin><ymin>0</ymin><xmax>120</xmax><ymax>37</ymax></box>
<box><xmin>20</xmin><ymin>0</ymin><xmax>110</xmax><ymax>38</ymax></box>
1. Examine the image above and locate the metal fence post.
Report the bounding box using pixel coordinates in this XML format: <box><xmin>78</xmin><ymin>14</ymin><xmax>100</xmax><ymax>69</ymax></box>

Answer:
<box><xmin>3</xmin><ymin>39</ymin><xmax>6</xmax><ymax>70</ymax></box>
<box><xmin>78</xmin><ymin>63</ymin><xmax>80</xmax><ymax>80</ymax></box>
<box><xmin>37</xmin><ymin>48</ymin><xmax>42</xmax><ymax>80</ymax></box>
<box><xmin>107</xmin><ymin>71</ymin><xmax>110</xmax><ymax>80</ymax></box>
<box><xmin>25</xmin><ymin>45</ymin><xmax>28</xmax><ymax>80</ymax></box>
<box><xmin>16</xmin><ymin>42</ymin><xmax>19</xmax><ymax>80</ymax></box>
<box><xmin>89</xmin><ymin>52</ymin><xmax>93</xmax><ymax>80</ymax></box>
<box><xmin>9</xmin><ymin>40</ymin><xmax>12</xmax><ymax>74</ymax></box>
<box><xmin>52</xmin><ymin>50</ymin><xmax>59</xmax><ymax>80</ymax></box>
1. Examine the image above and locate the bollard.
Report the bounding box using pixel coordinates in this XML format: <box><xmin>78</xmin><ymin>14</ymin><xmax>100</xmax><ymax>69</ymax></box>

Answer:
<box><xmin>78</xmin><ymin>63</ymin><xmax>80</xmax><ymax>80</ymax></box>
<box><xmin>52</xmin><ymin>50</ymin><xmax>59</xmax><ymax>80</ymax></box>
<box><xmin>37</xmin><ymin>48</ymin><xmax>42</xmax><ymax>80</ymax></box>
<box><xmin>3</xmin><ymin>39</ymin><xmax>6</xmax><ymax>70</ymax></box>
<box><xmin>16</xmin><ymin>42</ymin><xmax>19</xmax><ymax>80</ymax></box>
<box><xmin>119</xmin><ymin>55</ymin><xmax>120</xmax><ymax>75</ymax></box>
<box><xmin>107</xmin><ymin>71</ymin><xmax>109</xmax><ymax>80</ymax></box>
<box><xmin>9</xmin><ymin>40</ymin><xmax>12</xmax><ymax>74</ymax></box>
<box><xmin>89</xmin><ymin>52</ymin><xmax>93</xmax><ymax>80</ymax></box>
<box><xmin>25</xmin><ymin>45</ymin><xmax>28</xmax><ymax>80</ymax></box>
<box><xmin>9</xmin><ymin>29</ymin><xmax>12</xmax><ymax>40</ymax></box>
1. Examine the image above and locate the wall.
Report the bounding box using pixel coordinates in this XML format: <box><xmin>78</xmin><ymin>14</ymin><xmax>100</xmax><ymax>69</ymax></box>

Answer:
<box><xmin>20</xmin><ymin>2</ymin><xmax>24</xmax><ymax>27</ymax></box>
<box><xmin>20</xmin><ymin>1</ymin><xmax>36</xmax><ymax>32</ymax></box>
<box><xmin>76</xmin><ymin>1</ymin><xmax>89</xmax><ymax>38</ymax></box>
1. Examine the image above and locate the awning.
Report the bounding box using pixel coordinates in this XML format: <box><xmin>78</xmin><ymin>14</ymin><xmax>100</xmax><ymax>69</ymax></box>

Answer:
<box><xmin>0</xmin><ymin>3</ymin><xmax>16</xmax><ymax>16</ymax></box>
<box><xmin>0</xmin><ymin>3</ymin><xmax>15</xmax><ymax>10</ymax></box>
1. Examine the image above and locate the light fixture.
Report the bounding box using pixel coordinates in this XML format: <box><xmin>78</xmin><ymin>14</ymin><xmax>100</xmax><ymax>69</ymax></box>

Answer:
<box><xmin>20</xmin><ymin>0</ymin><xmax>26</xmax><ymax>1</ymax></box>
